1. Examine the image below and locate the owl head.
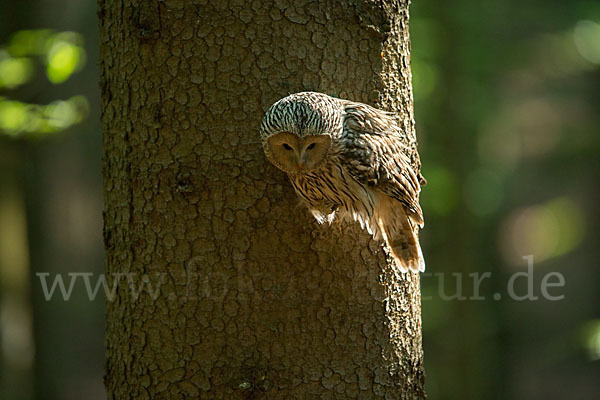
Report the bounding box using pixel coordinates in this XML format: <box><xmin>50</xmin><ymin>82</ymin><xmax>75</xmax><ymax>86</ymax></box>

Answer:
<box><xmin>260</xmin><ymin>92</ymin><xmax>343</xmax><ymax>175</ymax></box>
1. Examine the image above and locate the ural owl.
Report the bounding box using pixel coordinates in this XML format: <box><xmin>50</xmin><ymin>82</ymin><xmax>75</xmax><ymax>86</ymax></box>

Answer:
<box><xmin>260</xmin><ymin>92</ymin><xmax>426</xmax><ymax>272</ymax></box>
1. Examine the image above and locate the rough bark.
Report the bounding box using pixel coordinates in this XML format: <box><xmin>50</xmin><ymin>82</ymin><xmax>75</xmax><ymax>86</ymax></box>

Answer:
<box><xmin>99</xmin><ymin>0</ymin><xmax>424</xmax><ymax>399</ymax></box>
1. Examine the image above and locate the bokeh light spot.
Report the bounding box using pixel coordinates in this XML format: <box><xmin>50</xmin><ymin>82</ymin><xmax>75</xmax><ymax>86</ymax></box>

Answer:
<box><xmin>0</xmin><ymin>96</ymin><xmax>89</xmax><ymax>137</ymax></box>
<box><xmin>478</xmin><ymin>119</ymin><xmax>521</xmax><ymax>172</ymax></box>
<box><xmin>580</xmin><ymin>320</ymin><xmax>600</xmax><ymax>360</ymax></box>
<box><xmin>45</xmin><ymin>32</ymin><xmax>85</xmax><ymax>84</ymax></box>
<box><xmin>0</xmin><ymin>53</ymin><xmax>33</xmax><ymax>89</ymax></box>
<box><xmin>574</xmin><ymin>20</ymin><xmax>600</xmax><ymax>65</ymax></box>
<box><xmin>500</xmin><ymin>197</ymin><xmax>585</xmax><ymax>266</ymax></box>
<box><xmin>0</xmin><ymin>100</ymin><xmax>28</xmax><ymax>135</ymax></box>
<box><xmin>8</xmin><ymin>29</ymin><xmax>53</xmax><ymax>56</ymax></box>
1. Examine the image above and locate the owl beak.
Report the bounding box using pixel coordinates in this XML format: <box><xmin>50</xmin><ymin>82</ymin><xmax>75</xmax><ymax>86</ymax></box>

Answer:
<box><xmin>297</xmin><ymin>152</ymin><xmax>305</xmax><ymax>170</ymax></box>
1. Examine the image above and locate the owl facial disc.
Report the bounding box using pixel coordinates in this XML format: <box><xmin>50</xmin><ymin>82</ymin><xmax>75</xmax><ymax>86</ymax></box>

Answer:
<box><xmin>265</xmin><ymin>132</ymin><xmax>331</xmax><ymax>174</ymax></box>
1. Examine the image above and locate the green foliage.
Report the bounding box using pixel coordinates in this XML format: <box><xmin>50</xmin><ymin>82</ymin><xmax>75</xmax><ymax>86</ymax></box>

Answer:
<box><xmin>0</xmin><ymin>95</ymin><xmax>88</xmax><ymax>137</ymax></box>
<box><xmin>45</xmin><ymin>32</ymin><xmax>86</xmax><ymax>84</ymax></box>
<box><xmin>0</xmin><ymin>29</ymin><xmax>88</xmax><ymax>138</ymax></box>
<box><xmin>0</xmin><ymin>53</ymin><xmax>33</xmax><ymax>89</ymax></box>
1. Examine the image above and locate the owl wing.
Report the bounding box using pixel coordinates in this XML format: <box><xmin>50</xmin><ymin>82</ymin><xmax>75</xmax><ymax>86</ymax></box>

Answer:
<box><xmin>341</xmin><ymin>101</ymin><xmax>424</xmax><ymax>227</ymax></box>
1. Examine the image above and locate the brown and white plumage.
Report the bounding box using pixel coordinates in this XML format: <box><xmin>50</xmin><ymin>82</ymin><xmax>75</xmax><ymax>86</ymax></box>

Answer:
<box><xmin>260</xmin><ymin>92</ymin><xmax>426</xmax><ymax>272</ymax></box>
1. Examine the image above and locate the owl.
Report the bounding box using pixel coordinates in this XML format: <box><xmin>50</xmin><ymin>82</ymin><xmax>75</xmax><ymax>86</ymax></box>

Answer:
<box><xmin>260</xmin><ymin>92</ymin><xmax>426</xmax><ymax>272</ymax></box>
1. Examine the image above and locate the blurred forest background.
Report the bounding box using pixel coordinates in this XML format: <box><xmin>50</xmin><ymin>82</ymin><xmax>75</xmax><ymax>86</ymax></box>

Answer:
<box><xmin>0</xmin><ymin>0</ymin><xmax>598</xmax><ymax>399</ymax></box>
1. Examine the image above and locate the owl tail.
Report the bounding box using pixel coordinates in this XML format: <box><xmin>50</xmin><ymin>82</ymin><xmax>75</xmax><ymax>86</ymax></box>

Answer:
<box><xmin>374</xmin><ymin>195</ymin><xmax>425</xmax><ymax>273</ymax></box>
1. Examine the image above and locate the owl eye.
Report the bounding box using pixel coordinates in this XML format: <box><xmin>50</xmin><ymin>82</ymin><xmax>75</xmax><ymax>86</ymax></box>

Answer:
<box><xmin>282</xmin><ymin>143</ymin><xmax>293</xmax><ymax>151</ymax></box>
<box><xmin>306</xmin><ymin>143</ymin><xmax>316</xmax><ymax>150</ymax></box>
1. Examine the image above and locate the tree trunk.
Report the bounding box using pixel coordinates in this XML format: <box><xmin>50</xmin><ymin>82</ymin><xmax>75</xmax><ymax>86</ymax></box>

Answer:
<box><xmin>99</xmin><ymin>0</ymin><xmax>425</xmax><ymax>399</ymax></box>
